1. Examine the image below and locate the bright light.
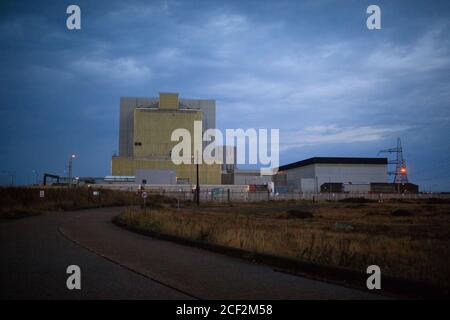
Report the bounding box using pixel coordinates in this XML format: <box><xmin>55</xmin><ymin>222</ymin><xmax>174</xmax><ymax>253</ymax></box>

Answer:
<box><xmin>71</xmin><ymin>154</ymin><xmax>76</xmax><ymax>158</ymax></box>
<box><xmin>400</xmin><ymin>167</ymin><xmax>407</xmax><ymax>173</ymax></box>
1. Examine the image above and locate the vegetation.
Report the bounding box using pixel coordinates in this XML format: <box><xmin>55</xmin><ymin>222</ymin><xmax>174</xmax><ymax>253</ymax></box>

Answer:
<box><xmin>118</xmin><ymin>199</ymin><xmax>450</xmax><ymax>288</ymax></box>
<box><xmin>0</xmin><ymin>186</ymin><xmax>144</xmax><ymax>219</ymax></box>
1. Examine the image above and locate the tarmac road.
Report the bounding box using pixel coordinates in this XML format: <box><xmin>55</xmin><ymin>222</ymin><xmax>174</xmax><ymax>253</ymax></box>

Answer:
<box><xmin>0</xmin><ymin>207</ymin><xmax>381</xmax><ymax>300</ymax></box>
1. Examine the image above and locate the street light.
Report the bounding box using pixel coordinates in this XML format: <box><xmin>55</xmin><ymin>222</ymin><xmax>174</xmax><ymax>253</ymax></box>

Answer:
<box><xmin>191</xmin><ymin>151</ymin><xmax>200</xmax><ymax>206</ymax></box>
<box><xmin>68</xmin><ymin>154</ymin><xmax>76</xmax><ymax>186</ymax></box>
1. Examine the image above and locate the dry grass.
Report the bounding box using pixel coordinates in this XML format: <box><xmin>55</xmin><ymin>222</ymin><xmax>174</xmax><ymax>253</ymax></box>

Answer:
<box><xmin>119</xmin><ymin>199</ymin><xmax>450</xmax><ymax>287</ymax></box>
<box><xmin>0</xmin><ymin>186</ymin><xmax>145</xmax><ymax>218</ymax></box>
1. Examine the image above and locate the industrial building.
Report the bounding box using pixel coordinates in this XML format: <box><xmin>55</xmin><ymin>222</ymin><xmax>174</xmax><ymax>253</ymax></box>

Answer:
<box><xmin>274</xmin><ymin>157</ymin><xmax>389</xmax><ymax>193</ymax></box>
<box><xmin>106</xmin><ymin>91</ymin><xmax>416</xmax><ymax>193</ymax></box>
<box><xmin>111</xmin><ymin>92</ymin><xmax>221</xmax><ymax>185</ymax></box>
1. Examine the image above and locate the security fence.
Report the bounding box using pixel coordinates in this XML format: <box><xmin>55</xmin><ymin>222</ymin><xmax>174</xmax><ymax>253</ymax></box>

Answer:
<box><xmin>141</xmin><ymin>189</ymin><xmax>450</xmax><ymax>204</ymax></box>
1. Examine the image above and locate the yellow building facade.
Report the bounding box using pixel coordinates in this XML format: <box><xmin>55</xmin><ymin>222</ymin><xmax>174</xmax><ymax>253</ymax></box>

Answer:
<box><xmin>112</xmin><ymin>93</ymin><xmax>221</xmax><ymax>185</ymax></box>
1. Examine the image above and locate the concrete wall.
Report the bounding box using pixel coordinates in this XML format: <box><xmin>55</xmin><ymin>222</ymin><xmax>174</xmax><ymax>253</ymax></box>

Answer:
<box><xmin>111</xmin><ymin>157</ymin><xmax>221</xmax><ymax>185</ymax></box>
<box><xmin>135</xmin><ymin>169</ymin><xmax>176</xmax><ymax>185</ymax></box>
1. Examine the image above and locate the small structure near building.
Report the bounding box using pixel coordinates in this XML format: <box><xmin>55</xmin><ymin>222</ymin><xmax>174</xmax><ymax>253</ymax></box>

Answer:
<box><xmin>135</xmin><ymin>169</ymin><xmax>176</xmax><ymax>185</ymax></box>
<box><xmin>233</xmin><ymin>169</ymin><xmax>273</xmax><ymax>186</ymax></box>
<box><xmin>370</xmin><ymin>182</ymin><xmax>419</xmax><ymax>193</ymax></box>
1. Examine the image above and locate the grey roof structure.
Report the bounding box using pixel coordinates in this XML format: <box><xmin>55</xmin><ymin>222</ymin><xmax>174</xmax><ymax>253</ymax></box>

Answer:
<box><xmin>278</xmin><ymin>157</ymin><xmax>388</xmax><ymax>171</ymax></box>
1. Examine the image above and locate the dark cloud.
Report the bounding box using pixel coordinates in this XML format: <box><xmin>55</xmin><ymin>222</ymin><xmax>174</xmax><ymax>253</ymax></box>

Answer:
<box><xmin>0</xmin><ymin>0</ymin><xmax>449</xmax><ymax>190</ymax></box>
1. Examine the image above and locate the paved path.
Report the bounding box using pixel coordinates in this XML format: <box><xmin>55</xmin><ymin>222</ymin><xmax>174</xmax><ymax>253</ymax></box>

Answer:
<box><xmin>0</xmin><ymin>207</ymin><xmax>381</xmax><ymax>299</ymax></box>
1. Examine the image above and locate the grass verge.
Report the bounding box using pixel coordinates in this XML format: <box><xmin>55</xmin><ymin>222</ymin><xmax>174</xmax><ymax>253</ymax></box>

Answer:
<box><xmin>116</xmin><ymin>199</ymin><xmax>450</xmax><ymax>298</ymax></box>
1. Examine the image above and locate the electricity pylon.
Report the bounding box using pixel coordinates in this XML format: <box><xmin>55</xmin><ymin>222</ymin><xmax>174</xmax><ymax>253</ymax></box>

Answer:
<box><xmin>378</xmin><ymin>137</ymin><xmax>409</xmax><ymax>184</ymax></box>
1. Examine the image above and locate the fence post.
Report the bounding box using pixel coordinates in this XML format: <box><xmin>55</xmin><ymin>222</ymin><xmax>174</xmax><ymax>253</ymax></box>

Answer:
<box><xmin>227</xmin><ymin>188</ymin><xmax>230</xmax><ymax>203</ymax></box>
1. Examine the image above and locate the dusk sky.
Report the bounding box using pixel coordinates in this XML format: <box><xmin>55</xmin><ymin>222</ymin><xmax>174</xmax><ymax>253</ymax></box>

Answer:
<box><xmin>0</xmin><ymin>0</ymin><xmax>449</xmax><ymax>190</ymax></box>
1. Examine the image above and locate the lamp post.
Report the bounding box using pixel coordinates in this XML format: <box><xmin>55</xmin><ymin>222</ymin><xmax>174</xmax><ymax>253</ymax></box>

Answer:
<box><xmin>68</xmin><ymin>154</ymin><xmax>76</xmax><ymax>186</ymax></box>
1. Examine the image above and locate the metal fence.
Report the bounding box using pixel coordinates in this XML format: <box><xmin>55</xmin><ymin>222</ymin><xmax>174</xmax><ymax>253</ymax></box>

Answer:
<box><xmin>143</xmin><ymin>189</ymin><xmax>450</xmax><ymax>203</ymax></box>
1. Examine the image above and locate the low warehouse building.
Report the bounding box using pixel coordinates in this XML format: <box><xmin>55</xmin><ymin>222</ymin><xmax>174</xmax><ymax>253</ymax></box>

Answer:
<box><xmin>233</xmin><ymin>169</ymin><xmax>273</xmax><ymax>185</ymax></box>
<box><xmin>275</xmin><ymin>157</ymin><xmax>388</xmax><ymax>193</ymax></box>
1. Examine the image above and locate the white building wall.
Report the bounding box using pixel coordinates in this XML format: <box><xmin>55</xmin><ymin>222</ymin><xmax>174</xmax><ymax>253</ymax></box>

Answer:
<box><xmin>300</xmin><ymin>178</ymin><xmax>316</xmax><ymax>192</ymax></box>
<box><xmin>314</xmin><ymin>164</ymin><xmax>388</xmax><ymax>188</ymax></box>
<box><xmin>283</xmin><ymin>163</ymin><xmax>388</xmax><ymax>192</ymax></box>
<box><xmin>284</xmin><ymin>165</ymin><xmax>316</xmax><ymax>190</ymax></box>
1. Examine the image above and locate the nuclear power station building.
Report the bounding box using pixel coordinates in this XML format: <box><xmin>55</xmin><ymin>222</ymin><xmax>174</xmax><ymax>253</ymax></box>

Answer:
<box><xmin>107</xmin><ymin>91</ymin><xmax>417</xmax><ymax>193</ymax></box>
<box><xmin>111</xmin><ymin>92</ymin><xmax>221</xmax><ymax>185</ymax></box>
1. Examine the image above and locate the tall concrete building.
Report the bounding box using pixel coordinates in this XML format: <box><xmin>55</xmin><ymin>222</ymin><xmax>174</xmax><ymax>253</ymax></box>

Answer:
<box><xmin>112</xmin><ymin>92</ymin><xmax>221</xmax><ymax>185</ymax></box>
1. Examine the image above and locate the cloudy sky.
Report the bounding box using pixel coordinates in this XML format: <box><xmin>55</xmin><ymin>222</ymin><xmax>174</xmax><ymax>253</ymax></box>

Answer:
<box><xmin>0</xmin><ymin>0</ymin><xmax>449</xmax><ymax>190</ymax></box>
